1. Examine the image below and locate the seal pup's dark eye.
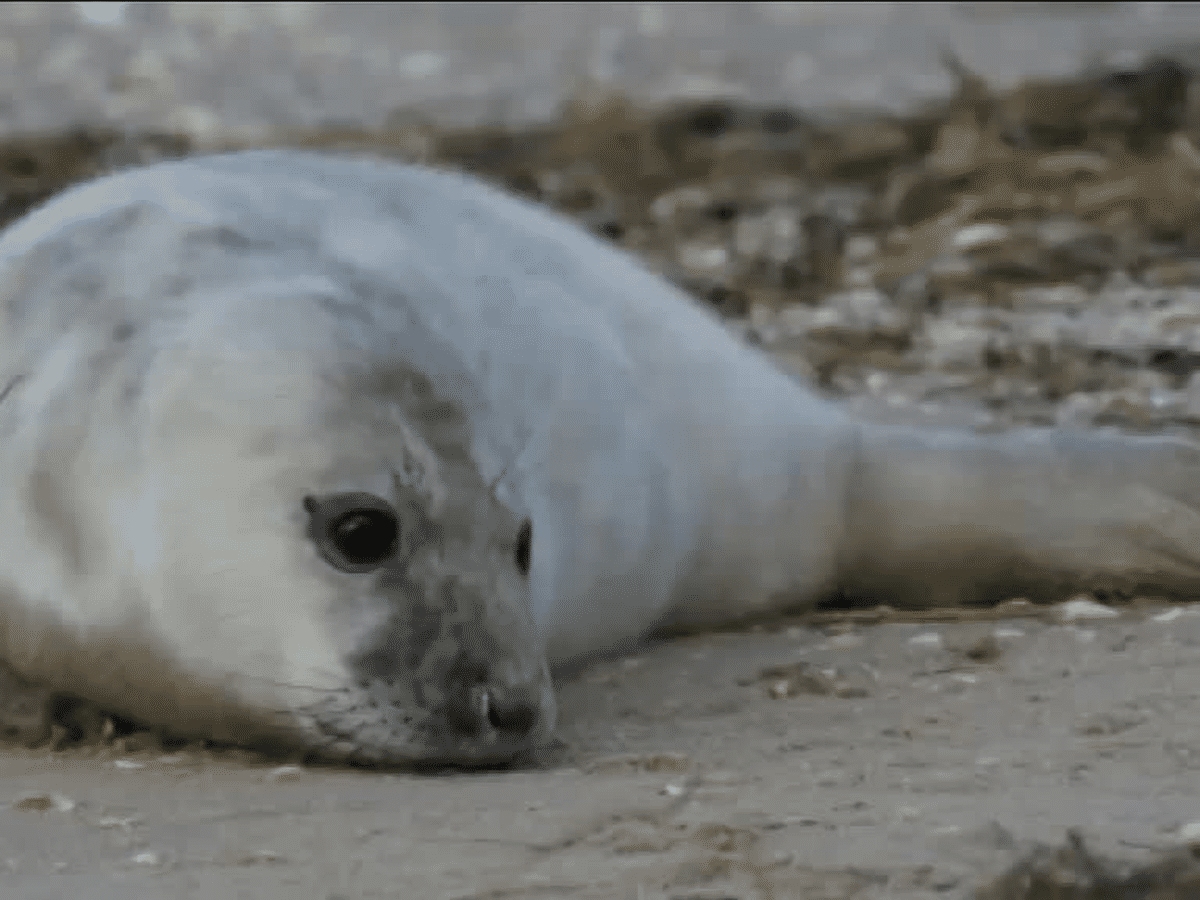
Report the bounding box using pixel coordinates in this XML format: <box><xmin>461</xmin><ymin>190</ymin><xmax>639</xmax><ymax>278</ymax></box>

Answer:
<box><xmin>514</xmin><ymin>518</ymin><xmax>532</xmax><ymax>576</ymax></box>
<box><xmin>330</xmin><ymin>509</ymin><xmax>398</xmax><ymax>567</ymax></box>
<box><xmin>304</xmin><ymin>493</ymin><xmax>400</xmax><ymax>574</ymax></box>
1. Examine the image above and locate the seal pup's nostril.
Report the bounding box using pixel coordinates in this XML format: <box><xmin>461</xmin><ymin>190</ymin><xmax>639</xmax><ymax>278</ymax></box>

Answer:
<box><xmin>484</xmin><ymin>686</ymin><xmax>540</xmax><ymax>738</ymax></box>
<box><xmin>447</xmin><ymin>681</ymin><xmax>543</xmax><ymax>740</ymax></box>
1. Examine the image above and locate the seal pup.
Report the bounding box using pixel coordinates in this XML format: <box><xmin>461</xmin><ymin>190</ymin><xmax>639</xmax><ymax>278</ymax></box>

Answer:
<box><xmin>1</xmin><ymin>150</ymin><xmax>1199</xmax><ymax>764</ymax></box>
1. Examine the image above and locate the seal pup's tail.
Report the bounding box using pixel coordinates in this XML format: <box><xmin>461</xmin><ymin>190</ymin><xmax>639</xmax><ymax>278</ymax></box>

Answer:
<box><xmin>841</xmin><ymin>424</ymin><xmax>1200</xmax><ymax>607</ymax></box>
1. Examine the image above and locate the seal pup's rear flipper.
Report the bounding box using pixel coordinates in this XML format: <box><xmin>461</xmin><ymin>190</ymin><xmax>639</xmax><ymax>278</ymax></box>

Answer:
<box><xmin>842</xmin><ymin>424</ymin><xmax>1200</xmax><ymax>607</ymax></box>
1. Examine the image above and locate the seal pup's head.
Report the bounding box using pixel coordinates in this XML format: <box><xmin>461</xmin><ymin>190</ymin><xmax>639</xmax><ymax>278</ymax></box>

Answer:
<box><xmin>0</xmin><ymin>201</ymin><xmax>555</xmax><ymax>765</ymax></box>
<box><xmin>131</xmin><ymin>295</ymin><xmax>556</xmax><ymax>766</ymax></box>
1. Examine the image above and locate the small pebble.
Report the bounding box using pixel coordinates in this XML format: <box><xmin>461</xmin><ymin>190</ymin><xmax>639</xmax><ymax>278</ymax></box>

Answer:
<box><xmin>1057</xmin><ymin>597</ymin><xmax>1119</xmax><ymax>622</ymax></box>
<box><xmin>996</xmin><ymin>598</ymin><xmax>1033</xmax><ymax>613</ymax></box>
<box><xmin>952</xmin><ymin>222</ymin><xmax>1009</xmax><ymax>251</ymax></box>
<box><xmin>908</xmin><ymin>631</ymin><xmax>943</xmax><ymax>649</ymax></box>
<box><xmin>678</xmin><ymin>243</ymin><xmax>729</xmax><ymax>271</ymax></box>
<box><xmin>264</xmin><ymin>765</ymin><xmax>304</xmax><ymax>782</ymax></box>
<box><xmin>12</xmin><ymin>792</ymin><xmax>74</xmax><ymax>813</ymax></box>
<box><xmin>964</xmin><ymin>635</ymin><xmax>1002</xmax><ymax>661</ymax></box>
<box><xmin>993</xmin><ymin>626</ymin><xmax>1025</xmax><ymax>639</ymax></box>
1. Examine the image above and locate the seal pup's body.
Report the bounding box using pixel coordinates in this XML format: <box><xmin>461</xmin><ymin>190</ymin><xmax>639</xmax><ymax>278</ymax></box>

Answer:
<box><xmin>1</xmin><ymin>150</ymin><xmax>1199</xmax><ymax>763</ymax></box>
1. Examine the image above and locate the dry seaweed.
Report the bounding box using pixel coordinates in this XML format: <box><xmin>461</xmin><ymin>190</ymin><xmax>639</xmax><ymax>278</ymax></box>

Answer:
<box><xmin>976</xmin><ymin>830</ymin><xmax>1200</xmax><ymax>900</ymax></box>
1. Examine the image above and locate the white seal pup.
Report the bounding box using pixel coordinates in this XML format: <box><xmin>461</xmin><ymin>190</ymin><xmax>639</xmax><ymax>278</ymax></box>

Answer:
<box><xmin>1</xmin><ymin>149</ymin><xmax>1200</xmax><ymax>764</ymax></box>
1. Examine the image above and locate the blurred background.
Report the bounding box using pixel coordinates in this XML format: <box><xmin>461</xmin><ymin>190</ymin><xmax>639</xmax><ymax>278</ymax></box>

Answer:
<box><xmin>5</xmin><ymin>2</ymin><xmax>1200</xmax><ymax>138</ymax></box>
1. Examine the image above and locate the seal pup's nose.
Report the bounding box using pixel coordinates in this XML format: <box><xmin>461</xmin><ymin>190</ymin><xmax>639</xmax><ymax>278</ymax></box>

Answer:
<box><xmin>450</xmin><ymin>679</ymin><xmax>549</xmax><ymax>742</ymax></box>
<box><xmin>483</xmin><ymin>684</ymin><xmax>542</xmax><ymax>737</ymax></box>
